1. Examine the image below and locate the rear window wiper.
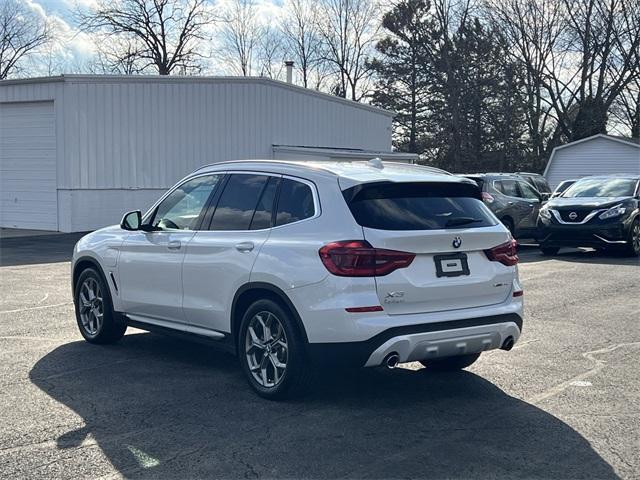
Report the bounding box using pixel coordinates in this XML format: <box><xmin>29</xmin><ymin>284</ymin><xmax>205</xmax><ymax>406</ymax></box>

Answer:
<box><xmin>444</xmin><ymin>217</ymin><xmax>484</xmax><ymax>228</ymax></box>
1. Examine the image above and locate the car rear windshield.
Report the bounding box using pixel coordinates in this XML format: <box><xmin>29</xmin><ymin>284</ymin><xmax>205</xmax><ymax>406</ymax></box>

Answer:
<box><xmin>343</xmin><ymin>182</ymin><xmax>498</xmax><ymax>231</ymax></box>
<box><xmin>562</xmin><ymin>178</ymin><xmax>638</xmax><ymax>198</ymax></box>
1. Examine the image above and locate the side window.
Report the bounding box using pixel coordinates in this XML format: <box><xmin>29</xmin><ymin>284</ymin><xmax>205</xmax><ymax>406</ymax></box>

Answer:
<box><xmin>499</xmin><ymin>180</ymin><xmax>519</xmax><ymax>197</ymax></box>
<box><xmin>518</xmin><ymin>181</ymin><xmax>541</xmax><ymax>201</ymax></box>
<box><xmin>534</xmin><ymin>178</ymin><xmax>550</xmax><ymax>194</ymax></box>
<box><xmin>250</xmin><ymin>176</ymin><xmax>280</xmax><ymax>230</ymax></box>
<box><xmin>275</xmin><ymin>178</ymin><xmax>315</xmax><ymax>227</ymax></box>
<box><xmin>152</xmin><ymin>175</ymin><xmax>220</xmax><ymax>230</ymax></box>
<box><xmin>209</xmin><ymin>174</ymin><xmax>270</xmax><ymax>231</ymax></box>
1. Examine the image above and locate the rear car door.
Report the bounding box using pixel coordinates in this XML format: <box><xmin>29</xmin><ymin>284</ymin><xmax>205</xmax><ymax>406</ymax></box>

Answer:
<box><xmin>118</xmin><ymin>174</ymin><xmax>222</xmax><ymax>322</ymax></box>
<box><xmin>343</xmin><ymin>182</ymin><xmax>514</xmax><ymax>315</ymax></box>
<box><xmin>181</xmin><ymin>173</ymin><xmax>279</xmax><ymax>331</ymax></box>
<box><xmin>495</xmin><ymin>179</ymin><xmax>531</xmax><ymax>235</ymax></box>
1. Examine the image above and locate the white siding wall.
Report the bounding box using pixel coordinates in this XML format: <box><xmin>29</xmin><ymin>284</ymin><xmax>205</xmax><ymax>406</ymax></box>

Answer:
<box><xmin>545</xmin><ymin>137</ymin><xmax>640</xmax><ymax>188</ymax></box>
<box><xmin>0</xmin><ymin>76</ymin><xmax>393</xmax><ymax>231</ymax></box>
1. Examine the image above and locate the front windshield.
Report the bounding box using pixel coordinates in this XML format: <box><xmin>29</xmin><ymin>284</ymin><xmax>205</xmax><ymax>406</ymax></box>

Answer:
<box><xmin>562</xmin><ymin>178</ymin><xmax>637</xmax><ymax>198</ymax></box>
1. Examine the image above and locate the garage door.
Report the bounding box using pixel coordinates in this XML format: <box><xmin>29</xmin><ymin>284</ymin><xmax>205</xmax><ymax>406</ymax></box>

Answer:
<box><xmin>0</xmin><ymin>102</ymin><xmax>57</xmax><ymax>230</ymax></box>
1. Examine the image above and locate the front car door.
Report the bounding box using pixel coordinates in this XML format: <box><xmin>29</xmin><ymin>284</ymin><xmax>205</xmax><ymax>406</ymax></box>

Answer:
<box><xmin>118</xmin><ymin>174</ymin><xmax>222</xmax><ymax>323</ymax></box>
<box><xmin>182</xmin><ymin>173</ymin><xmax>280</xmax><ymax>332</ymax></box>
<box><xmin>516</xmin><ymin>180</ymin><xmax>543</xmax><ymax>235</ymax></box>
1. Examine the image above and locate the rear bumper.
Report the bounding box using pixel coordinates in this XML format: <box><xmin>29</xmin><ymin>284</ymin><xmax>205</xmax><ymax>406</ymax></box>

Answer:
<box><xmin>306</xmin><ymin>313</ymin><xmax>523</xmax><ymax>368</ymax></box>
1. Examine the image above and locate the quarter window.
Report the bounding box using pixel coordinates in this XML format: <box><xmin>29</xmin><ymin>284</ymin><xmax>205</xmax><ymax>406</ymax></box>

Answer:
<box><xmin>151</xmin><ymin>175</ymin><xmax>220</xmax><ymax>230</ymax></box>
<box><xmin>275</xmin><ymin>178</ymin><xmax>315</xmax><ymax>226</ymax></box>
<box><xmin>210</xmin><ymin>174</ymin><xmax>271</xmax><ymax>231</ymax></box>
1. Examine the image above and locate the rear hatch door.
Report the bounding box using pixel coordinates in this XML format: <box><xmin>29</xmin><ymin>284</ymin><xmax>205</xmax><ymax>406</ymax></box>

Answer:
<box><xmin>344</xmin><ymin>181</ymin><xmax>514</xmax><ymax>315</ymax></box>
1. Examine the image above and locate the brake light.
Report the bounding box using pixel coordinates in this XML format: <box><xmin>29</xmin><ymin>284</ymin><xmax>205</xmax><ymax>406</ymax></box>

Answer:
<box><xmin>319</xmin><ymin>240</ymin><xmax>415</xmax><ymax>277</ymax></box>
<box><xmin>484</xmin><ymin>239</ymin><xmax>518</xmax><ymax>266</ymax></box>
<box><xmin>482</xmin><ymin>192</ymin><xmax>494</xmax><ymax>203</ymax></box>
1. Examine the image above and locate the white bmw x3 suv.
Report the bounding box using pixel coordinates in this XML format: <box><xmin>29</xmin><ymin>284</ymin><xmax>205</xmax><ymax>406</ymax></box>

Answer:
<box><xmin>72</xmin><ymin>160</ymin><xmax>523</xmax><ymax>398</ymax></box>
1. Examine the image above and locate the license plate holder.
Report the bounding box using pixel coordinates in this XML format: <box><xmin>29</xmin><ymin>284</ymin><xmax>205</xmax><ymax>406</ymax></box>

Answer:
<box><xmin>434</xmin><ymin>253</ymin><xmax>470</xmax><ymax>278</ymax></box>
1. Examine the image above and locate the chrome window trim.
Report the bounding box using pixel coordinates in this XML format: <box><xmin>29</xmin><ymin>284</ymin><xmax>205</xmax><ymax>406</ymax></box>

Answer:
<box><xmin>550</xmin><ymin>209</ymin><xmax>604</xmax><ymax>225</ymax></box>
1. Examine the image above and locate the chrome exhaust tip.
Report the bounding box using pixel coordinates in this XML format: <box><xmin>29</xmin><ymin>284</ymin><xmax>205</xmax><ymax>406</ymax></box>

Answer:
<box><xmin>501</xmin><ymin>336</ymin><xmax>514</xmax><ymax>351</ymax></box>
<box><xmin>384</xmin><ymin>352</ymin><xmax>400</xmax><ymax>369</ymax></box>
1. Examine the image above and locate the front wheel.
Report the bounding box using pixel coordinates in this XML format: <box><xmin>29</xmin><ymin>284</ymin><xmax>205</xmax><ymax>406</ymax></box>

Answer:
<box><xmin>420</xmin><ymin>353</ymin><xmax>481</xmax><ymax>371</ymax></box>
<box><xmin>74</xmin><ymin>268</ymin><xmax>126</xmax><ymax>344</ymax></box>
<box><xmin>626</xmin><ymin>219</ymin><xmax>640</xmax><ymax>257</ymax></box>
<box><xmin>238</xmin><ymin>299</ymin><xmax>311</xmax><ymax>399</ymax></box>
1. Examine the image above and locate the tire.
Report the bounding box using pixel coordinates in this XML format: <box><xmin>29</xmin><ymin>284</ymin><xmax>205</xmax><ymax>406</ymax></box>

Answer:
<box><xmin>74</xmin><ymin>267</ymin><xmax>127</xmax><ymax>344</ymax></box>
<box><xmin>625</xmin><ymin>218</ymin><xmax>640</xmax><ymax>257</ymax></box>
<box><xmin>540</xmin><ymin>245</ymin><xmax>559</xmax><ymax>256</ymax></box>
<box><xmin>238</xmin><ymin>298</ymin><xmax>311</xmax><ymax>400</ymax></box>
<box><xmin>420</xmin><ymin>353</ymin><xmax>481</xmax><ymax>371</ymax></box>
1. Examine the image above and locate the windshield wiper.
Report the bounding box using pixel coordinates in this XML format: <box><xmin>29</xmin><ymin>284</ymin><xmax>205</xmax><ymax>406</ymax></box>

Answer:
<box><xmin>444</xmin><ymin>217</ymin><xmax>484</xmax><ymax>228</ymax></box>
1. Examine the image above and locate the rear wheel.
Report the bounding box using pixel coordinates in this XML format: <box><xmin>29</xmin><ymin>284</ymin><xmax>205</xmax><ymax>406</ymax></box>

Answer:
<box><xmin>540</xmin><ymin>245</ymin><xmax>559</xmax><ymax>255</ymax></box>
<box><xmin>74</xmin><ymin>268</ymin><xmax>126</xmax><ymax>344</ymax></box>
<box><xmin>420</xmin><ymin>353</ymin><xmax>481</xmax><ymax>371</ymax></box>
<box><xmin>238</xmin><ymin>299</ymin><xmax>311</xmax><ymax>399</ymax></box>
<box><xmin>626</xmin><ymin>219</ymin><xmax>640</xmax><ymax>257</ymax></box>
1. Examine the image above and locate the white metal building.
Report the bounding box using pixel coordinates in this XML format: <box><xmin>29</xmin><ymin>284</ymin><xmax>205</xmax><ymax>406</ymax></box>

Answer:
<box><xmin>544</xmin><ymin>134</ymin><xmax>640</xmax><ymax>188</ymax></box>
<box><xmin>0</xmin><ymin>75</ymin><xmax>414</xmax><ymax>232</ymax></box>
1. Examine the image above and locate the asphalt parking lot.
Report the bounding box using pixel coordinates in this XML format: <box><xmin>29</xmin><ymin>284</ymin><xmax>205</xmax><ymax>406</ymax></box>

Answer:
<box><xmin>0</xmin><ymin>233</ymin><xmax>638</xmax><ymax>479</ymax></box>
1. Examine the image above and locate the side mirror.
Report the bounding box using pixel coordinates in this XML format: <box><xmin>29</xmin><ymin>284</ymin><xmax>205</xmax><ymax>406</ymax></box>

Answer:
<box><xmin>120</xmin><ymin>210</ymin><xmax>142</xmax><ymax>231</ymax></box>
<box><xmin>541</xmin><ymin>192</ymin><xmax>551</xmax><ymax>201</ymax></box>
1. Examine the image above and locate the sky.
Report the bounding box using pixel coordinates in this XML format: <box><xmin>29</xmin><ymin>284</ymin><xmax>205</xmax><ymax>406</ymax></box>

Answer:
<box><xmin>21</xmin><ymin>0</ymin><xmax>286</xmax><ymax>76</ymax></box>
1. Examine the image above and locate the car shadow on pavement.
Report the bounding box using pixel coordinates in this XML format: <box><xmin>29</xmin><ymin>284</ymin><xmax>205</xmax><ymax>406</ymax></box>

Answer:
<box><xmin>0</xmin><ymin>233</ymin><xmax>87</xmax><ymax>267</ymax></box>
<box><xmin>517</xmin><ymin>245</ymin><xmax>639</xmax><ymax>266</ymax></box>
<box><xmin>29</xmin><ymin>332</ymin><xmax>618</xmax><ymax>479</ymax></box>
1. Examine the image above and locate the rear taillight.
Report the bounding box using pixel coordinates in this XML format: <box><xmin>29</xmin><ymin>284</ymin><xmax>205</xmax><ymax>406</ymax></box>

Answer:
<box><xmin>319</xmin><ymin>240</ymin><xmax>415</xmax><ymax>277</ymax></box>
<box><xmin>484</xmin><ymin>239</ymin><xmax>518</xmax><ymax>266</ymax></box>
<box><xmin>482</xmin><ymin>192</ymin><xmax>494</xmax><ymax>203</ymax></box>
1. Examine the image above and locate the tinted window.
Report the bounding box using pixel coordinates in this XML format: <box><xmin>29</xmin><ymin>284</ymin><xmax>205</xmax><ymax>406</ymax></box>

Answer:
<box><xmin>518</xmin><ymin>181</ymin><xmax>540</xmax><ymax>200</ymax></box>
<box><xmin>210</xmin><ymin>174</ymin><xmax>270</xmax><ymax>230</ymax></box>
<box><xmin>152</xmin><ymin>175</ymin><xmax>220</xmax><ymax>230</ymax></box>
<box><xmin>497</xmin><ymin>180</ymin><xmax>519</xmax><ymax>197</ymax></box>
<box><xmin>249</xmin><ymin>176</ymin><xmax>280</xmax><ymax>230</ymax></box>
<box><xmin>344</xmin><ymin>182</ymin><xmax>497</xmax><ymax>231</ymax></box>
<box><xmin>275</xmin><ymin>179</ymin><xmax>315</xmax><ymax>226</ymax></box>
<box><xmin>562</xmin><ymin>178</ymin><xmax>638</xmax><ymax>198</ymax></box>
<box><xmin>533</xmin><ymin>177</ymin><xmax>551</xmax><ymax>193</ymax></box>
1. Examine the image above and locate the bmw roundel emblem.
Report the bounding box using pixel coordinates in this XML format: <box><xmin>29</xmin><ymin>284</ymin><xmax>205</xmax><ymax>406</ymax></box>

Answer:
<box><xmin>452</xmin><ymin>236</ymin><xmax>462</xmax><ymax>249</ymax></box>
<box><xmin>568</xmin><ymin>211</ymin><xmax>578</xmax><ymax>220</ymax></box>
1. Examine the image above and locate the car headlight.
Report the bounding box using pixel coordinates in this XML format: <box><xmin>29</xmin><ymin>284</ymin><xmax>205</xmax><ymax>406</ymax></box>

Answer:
<box><xmin>599</xmin><ymin>204</ymin><xmax>626</xmax><ymax>220</ymax></box>
<box><xmin>539</xmin><ymin>208</ymin><xmax>552</xmax><ymax>220</ymax></box>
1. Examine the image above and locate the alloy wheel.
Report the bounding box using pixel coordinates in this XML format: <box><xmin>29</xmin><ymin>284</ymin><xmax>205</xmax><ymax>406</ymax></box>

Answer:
<box><xmin>633</xmin><ymin>222</ymin><xmax>640</xmax><ymax>254</ymax></box>
<box><xmin>245</xmin><ymin>311</ymin><xmax>288</xmax><ymax>388</ymax></box>
<box><xmin>78</xmin><ymin>277</ymin><xmax>104</xmax><ymax>336</ymax></box>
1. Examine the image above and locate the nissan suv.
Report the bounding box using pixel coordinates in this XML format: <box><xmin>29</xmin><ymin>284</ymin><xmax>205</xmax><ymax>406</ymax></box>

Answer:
<box><xmin>72</xmin><ymin>160</ymin><xmax>524</xmax><ymax>399</ymax></box>
<box><xmin>538</xmin><ymin>175</ymin><xmax>640</xmax><ymax>256</ymax></box>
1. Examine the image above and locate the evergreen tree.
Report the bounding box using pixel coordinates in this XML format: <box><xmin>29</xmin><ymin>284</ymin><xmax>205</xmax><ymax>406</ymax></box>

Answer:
<box><xmin>369</xmin><ymin>0</ymin><xmax>435</xmax><ymax>154</ymax></box>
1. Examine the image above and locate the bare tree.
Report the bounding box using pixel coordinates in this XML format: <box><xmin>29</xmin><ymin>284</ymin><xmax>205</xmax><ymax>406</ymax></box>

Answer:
<box><xmin>93</xmin><ymin>35</ymin><xmax>150</xmax><ymax>74</ymax></box>
<box><xmin>0</xmin><ymin>0</ymin><xmax>51</xmax><ymax>79</ymax></box>
<box><xmin>257</xmin><ymin>26</ymin><xmax>285</xmax><ymax>79</ymax></box>
<box><xmin>78</xmin><ymin>0</ymin><xmax>213</xmax><ymax>75</ymax></box>
<box><xmin>281</xmin><ymin>0</ymin><xmax>326</xmax><ymax>88</ymax></box>
<box><xmin>611</xmin><ymin>78</ymin><xmax>640</xmax><ymax>138</ymax></box>
<box><xmin>316</xmin><ymin>0</ymin><xmax>380</xmax><ymax>101</ymax></box>
<box><xmin>487</xmin><ymin>0</ymin><xmax>566</xmax><ymax>167</ymax></box>
<box><xmin>218</xmin><ymin>0</ymin><xmax>264</xmax><ymax>76</ymax></box>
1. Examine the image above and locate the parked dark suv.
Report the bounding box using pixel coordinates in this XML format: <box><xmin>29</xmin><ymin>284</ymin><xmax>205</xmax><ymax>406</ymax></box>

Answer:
<box><xmin>538</xmin><ymin>175</ymin><xmax>640</xmax><ymax>256</ymax></box>
<box><xmin>464</xmin><ymin>174</ymin><xmax>544</xmax><ymax>239</ymax></box>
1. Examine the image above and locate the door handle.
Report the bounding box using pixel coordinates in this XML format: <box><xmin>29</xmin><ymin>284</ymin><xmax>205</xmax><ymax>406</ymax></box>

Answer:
<box><xmin>167</xmin><ymin>240</ymin><xmax>182</xmax><ymax>250</ymax></box>
<box><xmin>235</xmin><ymin>241</ymin><xmax>255</xmax><ymax>252</ymax></box>
<box><xmin>508</xmin><ymin>201</ymin><xmax>514</xmax><ymax>205</ymax></box>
